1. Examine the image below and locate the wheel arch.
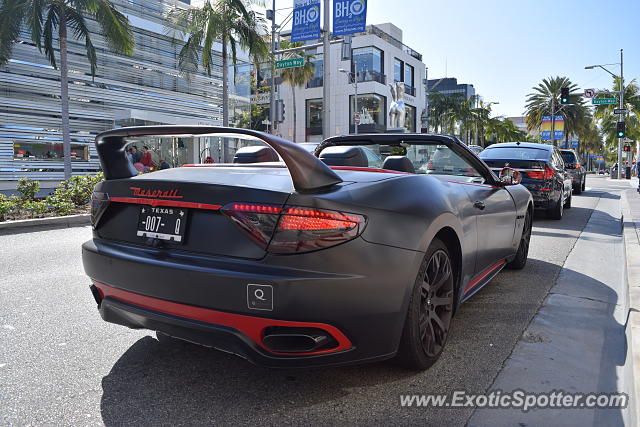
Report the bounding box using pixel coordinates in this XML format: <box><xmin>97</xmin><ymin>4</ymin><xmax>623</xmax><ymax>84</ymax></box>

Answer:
<box><xmin>433</xmin><ymin>226</ymin><xmax>463</xmax><ymax>314</ymax></box>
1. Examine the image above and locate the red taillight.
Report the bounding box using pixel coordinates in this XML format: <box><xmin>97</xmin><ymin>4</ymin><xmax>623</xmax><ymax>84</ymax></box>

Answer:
<box><xmin>544</xmin><ymin>167</ymin><xmax>556</xmax><ymax>179</ymax></box>
<box><xmin>221</xmin><ymin>203</ymin><xmax>366</xmax><ymax>254</ymax></box>
<box><xmin>525</xmin><ymin>167</ymin><xmax>555</xmax><ymax>180</ymax></box>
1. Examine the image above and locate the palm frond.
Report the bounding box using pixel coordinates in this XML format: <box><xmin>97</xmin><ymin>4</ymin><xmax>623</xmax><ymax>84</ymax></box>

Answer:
<box><xmin>42</xmin><ymin>4</ymin><xmax>59</xmax><ymax>69</ymax></box>
<box><xmin>0</xmin><ymin>0</ymin><xmax>27</xmax><ymax>64</ymax></box>
<box><xmin>88</xmin><ymin>0</ymin><xmax>134</xmax><ymax>55</ymax></box>
<box><xmin>65</xmin><ymin>6</ymin><xmax>97</xmax><ymax>76</ymax></box>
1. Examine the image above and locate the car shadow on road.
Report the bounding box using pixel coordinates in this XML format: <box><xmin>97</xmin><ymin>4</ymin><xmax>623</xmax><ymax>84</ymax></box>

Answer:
<box><xmin>98</xmin><ymin>258</ymin><xmax>628</xmax><ymax>425</ymax></box>
<box><xmin>99</xmin><ymin>335</ymin><xmax>415</xmax><ymax>424</ymax></box>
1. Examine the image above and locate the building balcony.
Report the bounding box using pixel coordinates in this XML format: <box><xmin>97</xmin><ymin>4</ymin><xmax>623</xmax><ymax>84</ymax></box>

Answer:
<box><xmin>354</xmin><ymin>71</ymin><xmax>386</xmax><ymax>85</ymax></box>
<box><xmin>404</xmin><ymin>84</ymin><xmax>416</xmax><ymax>97</ymax></box>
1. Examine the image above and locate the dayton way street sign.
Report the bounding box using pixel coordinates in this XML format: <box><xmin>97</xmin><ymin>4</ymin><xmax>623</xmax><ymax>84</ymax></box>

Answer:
<box><xmin>275</xmin><ymin>58</ymin><xmax>305</xmax><ymax>70</ymax></box>
<box><xmin>592</xmin><ymin>98</ymin><xmax>617</xmax><ymax>105</ymax></box>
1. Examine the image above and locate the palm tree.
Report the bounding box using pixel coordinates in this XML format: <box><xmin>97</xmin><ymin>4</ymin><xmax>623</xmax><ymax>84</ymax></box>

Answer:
<box><xmin>525</xmin><ymin>76</ymin><xmax>589</xmax><ymax>147</ymax></box>
<box><xmin>279</xmin><ymin>41</ymin><xmax>314</xmax><ymax>142</ymax></box>
<box><xmin>169</xmin><ymin>0</ymin><xmax>269</xmax><ymax>130</ymax></box>
<box><xmin>0</xmin><ymin>0</ymin><xmax>134</xmax><ymax>179</ymax></box>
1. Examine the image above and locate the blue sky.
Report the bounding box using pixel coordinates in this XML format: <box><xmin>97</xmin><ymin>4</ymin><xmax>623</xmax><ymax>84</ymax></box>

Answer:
<box><xmin>266</xmin><ymin>0</ymin><xmax>640</xmax><ymax>117</ymax></box>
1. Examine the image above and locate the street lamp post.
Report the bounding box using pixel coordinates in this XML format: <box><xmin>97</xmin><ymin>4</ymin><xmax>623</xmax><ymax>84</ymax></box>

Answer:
<box><xmin>339</xmin><ymin>68</ymin><xmax>358</xmax><ymax>134</ymax></box>
<box><xmin>585</xmin><ymin>49</ymin><xmax>625</xmax><ymax>179</ymax></box>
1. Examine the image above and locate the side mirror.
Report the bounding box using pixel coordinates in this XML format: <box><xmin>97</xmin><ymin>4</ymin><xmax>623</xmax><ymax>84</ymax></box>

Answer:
<box><xmin>499</xmin><ymin>167</ymin><xmax>521</xmax><ymax>186</ymax></box>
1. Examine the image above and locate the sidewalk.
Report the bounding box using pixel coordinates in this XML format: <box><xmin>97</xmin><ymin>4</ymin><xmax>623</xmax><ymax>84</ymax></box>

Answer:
<box><xmin>469</xmin><ymin>183</ymin><xmax>633</xmax><ymax>426</ymax></box>
<box><xmin>623</xmin><ymin>177</ymin><xmax>640</xmax><ymax>426</ymax></box>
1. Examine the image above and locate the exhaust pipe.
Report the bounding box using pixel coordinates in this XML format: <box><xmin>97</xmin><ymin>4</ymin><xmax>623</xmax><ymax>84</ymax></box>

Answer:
<box><xmin>263</xmin><ymin>327</ymin><xmax>338</xmax><ymax>353</ymax></box>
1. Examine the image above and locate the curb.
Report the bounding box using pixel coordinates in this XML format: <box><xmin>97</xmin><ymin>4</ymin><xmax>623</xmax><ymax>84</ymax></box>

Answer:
<box><xmin>621</xmin><ymin>189</ymin><xmax>640</xmax><ymax>424</ymax></box>
<box><xmin>0</xmin><ymin>214</ymin><xmax>90</xmax><ymax>231</ymax></box>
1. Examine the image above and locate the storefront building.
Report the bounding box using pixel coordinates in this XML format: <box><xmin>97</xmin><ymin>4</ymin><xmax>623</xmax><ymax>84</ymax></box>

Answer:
<box><xmin>274</xmin><ymin>23</ymin><xmax>426</xmax><ymax>142</ymax></box>
<box><xmin>0</xmin><ymin>0</ymin><xmax>251</xmax><ymax>188</ymax></box>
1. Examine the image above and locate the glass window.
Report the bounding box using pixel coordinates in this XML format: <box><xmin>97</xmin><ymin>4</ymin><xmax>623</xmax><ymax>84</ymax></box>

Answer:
<box><xmin>307</xmin><ymin>55</ymin><xmax>323</xmax><ymax>88</ymax></box>
<box><xmin>560</xmin><ymin>151</ymin><xmax>577</xmax><ymax>164</ymax></box>
<box><xmin>306</xmin><ymin>98</ymin><xmax>323</xmax><ymax>129</ymax></box>
<box><xmin>13</xmin><ymin>142</ymin><xmax>89</xmax><ymax>161</ymax></box>
<box><xmin>394</xmin><ymin>58</ymin><xmax>403</xmax><ymax>83</ymax></box>
<box><xmin>405</xmin><ymin>104</ymin><xmax>416</xmax><ymax>132</ymax></box>
<box><xmin>404</xmin><ymin>63</ymin><xmax>414</xmax><ymax>88</ymax></box>
<box><xmin>352</xmin><ymin>46</ymin><xmax>384</xmax><ymax>83</ymax></box>
<box><xmin>350</xmin><ymin>94</ymin><xmax>385</xmax><ymax>127</ymax></box>
<box><xmin>480</xmin><ymin>147</ymin><xmax>551</xmax><ymax>161</ymax></box>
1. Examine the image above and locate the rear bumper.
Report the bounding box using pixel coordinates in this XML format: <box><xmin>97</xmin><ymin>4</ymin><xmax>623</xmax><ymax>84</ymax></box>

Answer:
<box><xmin>82</xmin><ymin>238</ymin><xmax>422</xmax><ymax>367</ymax></box>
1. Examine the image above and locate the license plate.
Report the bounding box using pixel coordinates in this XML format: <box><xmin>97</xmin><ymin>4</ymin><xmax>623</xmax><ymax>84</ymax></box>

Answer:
<box><xmin>137</xmin><ymin>206</ymin><xmax>187</xmax><ymax>243</ymax></box>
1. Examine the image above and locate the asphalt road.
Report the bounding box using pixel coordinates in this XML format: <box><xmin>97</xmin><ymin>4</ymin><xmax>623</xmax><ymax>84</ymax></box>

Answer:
<box><xmin>0</xmin><ymin>175</ymin><xmax>628</xmax><ymax>426</ymax></box>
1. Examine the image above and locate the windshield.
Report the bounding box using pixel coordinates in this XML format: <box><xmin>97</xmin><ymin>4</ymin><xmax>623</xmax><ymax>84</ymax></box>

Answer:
<box><xmin>561</xmin><ymin>151</ymin><xmax>577</xmax><ymax>163</ymax></box>
<box><xmin>480</xmin><ymin>147</ymin><xmax>550</xmax><ymax>161</ymax></box>
<box><xmin>319</xmin><ymin>142</ymin><xmax>483</xmax><ymax>181</ymax></box>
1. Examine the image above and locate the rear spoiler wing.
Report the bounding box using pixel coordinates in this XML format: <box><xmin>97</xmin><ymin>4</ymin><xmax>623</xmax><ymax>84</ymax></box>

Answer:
<box><xmin>95</xmin><ymin>126</ymin><xmax>342</xmax><ymax>193</ymax></box>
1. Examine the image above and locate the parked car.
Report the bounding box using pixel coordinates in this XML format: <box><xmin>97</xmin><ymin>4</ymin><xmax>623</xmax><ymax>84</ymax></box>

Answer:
<box><xmin>467</xmin><ymin>145</ymin><xmax>484</xmax><ymax>156</ymax></box>
<box><xmin>479</xmin><ymin>142</ymin><xmax>572</xmax><ymax>219</ymax></box>
<box><xmin>83</xmin><ymin>127</ymin><xmax>532</xmax><ymax>371</ymax></box>
<box><xmin>559</xmin><ymin>149</ymin><xmax>586</xmax><ymax>194</ymax></box>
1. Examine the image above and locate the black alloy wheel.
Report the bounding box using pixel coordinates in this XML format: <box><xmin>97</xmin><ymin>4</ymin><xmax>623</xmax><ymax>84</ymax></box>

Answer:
<box><xmin>548</xmin><ymin>193</ymin><xmax>563</xmax><ymax>220</ymax></box>
<box><xmin>395</xmin><ymin>238</ymin><xmax>454</xmax><ymax>370</ymax></box>
<box><xmin>507</xmin><ymin>209</ymin><xmax>532</xmax><ymax>270</ymax></box>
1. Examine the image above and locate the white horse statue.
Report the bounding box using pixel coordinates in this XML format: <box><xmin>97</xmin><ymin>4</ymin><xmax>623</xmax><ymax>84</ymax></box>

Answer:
<box><xmin>388</xmin><ymin>81</ymin><xmax>406</xmax><ymax>129</ymax></box>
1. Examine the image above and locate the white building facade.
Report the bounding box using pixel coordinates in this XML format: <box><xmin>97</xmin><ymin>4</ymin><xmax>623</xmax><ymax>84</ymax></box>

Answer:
<box><xmin>274</xmin><ymin>23</ymin><xmax>426</xmax><ymax>142</ymax></box>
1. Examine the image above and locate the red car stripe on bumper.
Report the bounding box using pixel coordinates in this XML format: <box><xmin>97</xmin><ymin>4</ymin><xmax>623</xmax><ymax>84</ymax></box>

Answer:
<box><xmin>92</xmin><ymin>281</ymin><xmax>353</xmax><ymax>356</ymax></box>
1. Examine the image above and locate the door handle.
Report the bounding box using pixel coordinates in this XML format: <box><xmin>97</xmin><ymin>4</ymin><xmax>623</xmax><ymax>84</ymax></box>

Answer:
<box><xmin>473</xmin><ymin>201</ymin><xmax>486</xmax><ymax>210</ymax></box>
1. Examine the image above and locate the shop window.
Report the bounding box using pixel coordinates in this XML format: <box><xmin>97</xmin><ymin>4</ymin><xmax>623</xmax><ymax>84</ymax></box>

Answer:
<box><xmin>405</xmin><ymin>104</ymin><xmax>416</xmax><ymax>132</ymax></box>
<box><xmin>349</xmin><ymin>94</ymin><xmax>385</xmax><ymax>127</ymax></box>
<box><xmin>13</xmin><ymin>142</ymin><xmax>89</xmax><ymax>161</ymax></box>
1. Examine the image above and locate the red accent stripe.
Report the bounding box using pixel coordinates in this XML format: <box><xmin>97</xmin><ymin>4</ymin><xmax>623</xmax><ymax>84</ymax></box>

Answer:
<box><xmin>537</xmin><ymin>188</ymin><xmax>552</xmax><ymax>191</ymax></box>
<box><xmin>110</xmin><ymin>197</ymin><xmax>222</xmax><ymax>211</ymax></box>
<box><xmin>93</xmin><ymin>281</ymin><xmax>352</xmax><ymax>356</ymax></box>
<box><xmin>328</xmin><ymin>166</ymin><xmax>410</xmax><ymax>174</ymax></box>
<box><xmin>464</xmin><ymin>259</ymin><xmax>506</xmax><ymax>294</ymax></box>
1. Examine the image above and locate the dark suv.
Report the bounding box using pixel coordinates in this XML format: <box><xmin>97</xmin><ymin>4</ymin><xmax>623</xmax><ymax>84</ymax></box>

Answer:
<box><xmin>479</xmin><ymin>142</ymin><xmax>573</xmax><ymax>219</ymax></box>
<box><xmin>559</xmin><ymin>149</ymin><xmax>586</xmax><ymax>194</ymax></box>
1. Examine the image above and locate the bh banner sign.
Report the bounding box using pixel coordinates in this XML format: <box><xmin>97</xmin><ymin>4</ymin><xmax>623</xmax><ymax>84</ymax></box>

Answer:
<box><xmin>292</xmin><ymin>0</ymin><xmax>321</xmax><ymax>42</ymax></box>
<box><xmin>333</xmin><ymin>0</ymin><xmax>367</xmax><ymax>36</ymax></box>
<box><xmin>541</xmin><ymin>115</ymin><xmax>564</xmax><ymax>141</ymax></box>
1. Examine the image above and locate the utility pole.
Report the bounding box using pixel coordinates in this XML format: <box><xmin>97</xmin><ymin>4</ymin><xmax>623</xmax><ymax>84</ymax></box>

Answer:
<box><xmin>269</xmin><ymin>0</ymin><xmax>277</xmax><ymax>135</ymax></box>
<box><xmin>322</xmin><ymin>0</ymin><xmax>331</xmax><ymax>139</ymax></box>
<box><xmin>617</xmin><ymin>48</ymin><xmax>624</xmax><ymax>179</ymax></box>
<box><xmin>550</xmin><ymin>98</ymin><xmax>556</xmax><ymax>148</ymax></box>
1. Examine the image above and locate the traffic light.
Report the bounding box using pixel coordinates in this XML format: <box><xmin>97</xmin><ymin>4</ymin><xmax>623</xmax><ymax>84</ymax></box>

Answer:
<box><xmin>623</xmin><ymin>144</ymin><xmax>631</xmax><ymax>152</ymax></box>
<box><xmin>560</xmin><ymin>87</ymin><xmax>570</xmax><ymax>104</ymax></box>
<box><xmin>617</xmin><ymin>121</ymin><xmax>626</xmax><ymax>138</ymax></box>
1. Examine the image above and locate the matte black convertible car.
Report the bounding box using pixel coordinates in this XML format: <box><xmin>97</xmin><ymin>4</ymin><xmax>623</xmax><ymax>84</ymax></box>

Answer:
<box><xmin>83</xmin><ymin>127</ymin><xmax>533</xmax><ymax>370</ymax></box>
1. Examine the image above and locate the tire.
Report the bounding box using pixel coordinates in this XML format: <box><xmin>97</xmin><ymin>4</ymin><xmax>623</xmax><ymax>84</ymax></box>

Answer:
<box><xmin>507</xmin><ymin>209</ymin><xmax>531</xmax><ymax>270</ymax></box>
<box><xmin>394</xmin><ymin>238</ymin><xmax>455</xmax><ymax>370</ymax></box>
<box><xmin>548</xmin><ymin>193</ymin><xmax>563</xmax><ymax>220</ymax></box>
<box><xmin>573</xmin><ymin>183</ymin><xmax>582</xmax><ymax>195</ymax></box>
<box><xmin>581</xmin><ymin>177</ymin><xmax>586</xmax><ymax>192</ymax></box>
<box><xmin>564</xmin><ymin>191</ymin><xmax>572</xmax><ymax>209</ymax></box>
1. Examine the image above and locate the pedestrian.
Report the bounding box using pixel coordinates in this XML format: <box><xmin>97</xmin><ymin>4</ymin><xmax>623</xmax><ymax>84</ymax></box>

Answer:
<box><xmin>130</xmin><ymin>146</ymin><xmax>140</xmax><ymax>163</ymax></box>
<box><xmin>204</xmin><ymin>156</ymin><xmax>214</xmax><ymax>164</ymax></box>
<box><xmin>159</xmin><ymin>159</ymin><xmax>171</xmax><ymax>170</ymax></box>
<box><xmin>140</xmin><ymin>146</ymin><xmax>153</xmax><ymax>172</ymax></box>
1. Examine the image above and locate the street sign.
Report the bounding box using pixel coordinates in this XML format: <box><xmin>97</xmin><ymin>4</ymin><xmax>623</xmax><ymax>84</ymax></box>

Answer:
<box><xmin>354</xmin><ymin>113</ymin><xmax>361</xmax><ymax>125</ymax></box>
<box><xmin>613</xmin><ymin>108</ymin><xmax>628</xmax><ymax>115</ymax></box>
<box><xmin>570</xmin><ymin>140</ymin><xmax>579</xmax><ymax>149</ymax></box>
<box><xmin>584</xmin><ymin>88</ymin><xmax>595</xmax><ymax>98</ymax></box>
<box><xmin>275</xmin><ymin>58</ymin><xmax>305</xmax><ymax>70</ymax></box>
<box><xmin>592</xmin><ymin>98</ymin><xmax>617</xmax><ymax>105</ymax></box>
<box><xmin>333</xmin><ymin>0</ymin><xmax>367</xmax><ymax>36</ymax></box>
<box><xmin>291</xmin><ymin>0</ymin><xmax>321</xmax><ymax>42</ymax></box>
